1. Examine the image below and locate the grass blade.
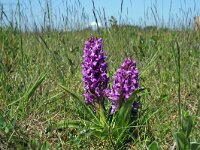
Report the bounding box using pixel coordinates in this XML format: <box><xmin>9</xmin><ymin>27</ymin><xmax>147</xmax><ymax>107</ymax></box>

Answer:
<box><xmin>59</xmin><ymin>84</ymin><xmax>99</xmax><ymax>123</ymax></box>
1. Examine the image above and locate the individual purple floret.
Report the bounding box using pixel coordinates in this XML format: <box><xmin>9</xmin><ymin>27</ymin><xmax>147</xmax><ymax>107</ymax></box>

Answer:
<box><xmin>82</xmin><ymin>37</ymin><xmax>109</xmax><ymax>104</ymax></box>
<box><xmin>106</xmin><ymin>58</ymin><xmax>139</xmax><ymax>113</ymax></box>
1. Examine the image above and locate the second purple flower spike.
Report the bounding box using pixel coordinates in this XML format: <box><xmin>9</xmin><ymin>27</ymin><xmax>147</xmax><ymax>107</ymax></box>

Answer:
<box><xmin>107</xmin><ymin>58</ymin><xmax>139</xmax><ymax>113</ymax></box>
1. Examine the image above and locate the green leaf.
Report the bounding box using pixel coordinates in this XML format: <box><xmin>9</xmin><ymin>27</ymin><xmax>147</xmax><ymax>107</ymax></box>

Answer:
<box><xmin>182</xmin><ymin>115</ymin><xmax>193</xmax><ymax>138</ymax></box>
<box><xmin>92</xmin><ymin>130</ymin><xmax>107</xmax><ymax>142</ymax></box>
<box><xmin>115</xmin><ymin>89</ymin><xmax>143</xmax><ymax>127</ymax></box>
<box><xmin>174</xmin><ymin>132</ymin><xmax>189</xmax><ymax>150</ymax></box>
<box><xmin>148</xmin><ymin>141</ymin><xmax>161</xmax><ymax>150</ymax></box>
<box><xmin>116</xmin><ymin>97</ymin><xmax>133</xmax><ymax>126</ymax></box>
<box><xmin>49</xmin><ymin>119</ymin><xmax>89</xmax><ymax>130</ymax></box>
<box><xmin>7</xmin><ymin>73</ymin><xmax>46</xmax><ymax>107</ymax></box>
<box><xmin>19</xmin><ymin>73</ymin><xmax>46</xmax><ymax>117</ymax></box>
<box><xmin>24</xmin><ymin>73</ymin><xmax>46</xmax><ymax>100</ymax></box>
<box><xmin>190</xmin><ymin>142</ymin><xmax>200</xmax><ymax>150</ymax></box>
<box><xmin>48</xmin><ymin>119</ymin><xmax>106</xmax><ymax>141</ymax></box>
<box><xmin>49</xmin><ymin>119</ymin><xmax>103</xmax><ymax>133</ymax></box>
<box><xmin>59</xmin><ymin>84</ymin><xmax>99</xmax><ymax>123</ymax></box>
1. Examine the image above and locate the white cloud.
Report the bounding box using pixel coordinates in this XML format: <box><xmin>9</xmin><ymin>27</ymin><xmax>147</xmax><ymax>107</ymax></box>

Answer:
<box><xmin>89</xmin><ymin>21</ymin><xmax>102</xmax><ymax>30</ymax></box>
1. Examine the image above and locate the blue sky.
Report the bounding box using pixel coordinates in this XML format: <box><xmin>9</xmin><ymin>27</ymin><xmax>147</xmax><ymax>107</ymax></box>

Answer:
<box><xmin>1</xmin><ymin>0</ymin><xmax>200</xmax><ymax>30</ymax></box>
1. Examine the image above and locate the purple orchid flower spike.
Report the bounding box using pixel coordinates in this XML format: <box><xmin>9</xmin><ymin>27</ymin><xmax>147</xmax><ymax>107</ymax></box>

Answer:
<box><xmin>82</xmin><ymin>36</ymin><xmax>109</xmax><ymax>105</ymax></box>
<box><xmin>106</xmin><ymin>58</ymin><xmax>139</xmax><ymax>113</ymax></box>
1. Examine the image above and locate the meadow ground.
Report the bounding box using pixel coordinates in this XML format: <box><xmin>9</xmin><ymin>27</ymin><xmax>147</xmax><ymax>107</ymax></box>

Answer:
<box><xmin>0</xmin><ymin>25</ymin><xmax>199</xmax><ymax>149</ymax></box>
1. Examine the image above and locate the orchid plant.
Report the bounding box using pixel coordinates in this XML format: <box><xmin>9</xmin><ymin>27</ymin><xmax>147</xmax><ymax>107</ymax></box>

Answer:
<box><xmin>51</xmin><ymin>36</ymin><xmax>144</xmax><ymax>148</ymax></box>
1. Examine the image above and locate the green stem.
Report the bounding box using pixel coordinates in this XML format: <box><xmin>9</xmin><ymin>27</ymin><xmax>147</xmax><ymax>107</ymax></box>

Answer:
<box><xmin>176</xmin><ymin>41</ymin><xmax>182</xmax><ymax>127</ymax></box>
<box><xmin>99</xmin><ymin>101</ymin><xmax>106</xmax><ymax>125</ymax></box>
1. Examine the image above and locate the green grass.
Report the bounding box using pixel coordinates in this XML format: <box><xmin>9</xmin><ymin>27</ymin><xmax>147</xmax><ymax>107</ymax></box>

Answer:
<box><xmin>0</xmin><ymin>25</ymin><xmax>199</xmax><ymax>149</ymax></box>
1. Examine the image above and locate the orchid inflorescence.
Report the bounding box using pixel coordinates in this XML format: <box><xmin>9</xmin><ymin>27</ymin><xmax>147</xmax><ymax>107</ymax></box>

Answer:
<box><xmin>106</xmin><ymin>58</ymin><xmax>139</xmax><ymax>113</ymax></box>
<box><xmin>82</xmin><ymin>37</ymin><xmax>109</xmax><ymax>104</ymax></box>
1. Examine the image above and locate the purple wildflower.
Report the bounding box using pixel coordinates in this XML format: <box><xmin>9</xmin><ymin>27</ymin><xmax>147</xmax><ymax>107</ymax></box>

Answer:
<box><xmin>82</xmin><ymin>37</ymin><xmax>109</xmax><ymax>104</ymax></box>
<box><xmin>106</xmin><ymin>58</ymin><xmax>139</xmax><ymax>113</ymax></box>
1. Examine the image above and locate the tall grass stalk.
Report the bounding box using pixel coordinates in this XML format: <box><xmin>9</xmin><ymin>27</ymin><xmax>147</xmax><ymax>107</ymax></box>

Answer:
<box><xmin>91</xmin><ymin>0</ymin><xmax>100</xmax><ymax>34</ymax></box>
<box><xmin>176</xmin><ymin>41</ymin><xmax>182</xmax><ymax>127</ymax></box>
<box><xmin>173</xmin><ymin>41</ymin><xmax>182</xmax><ymax>127</ymax></box>
<box><xmin>17</xmin><ymin>0</ymin><xmax>23</xmax><ymax>64</ymax></box>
